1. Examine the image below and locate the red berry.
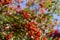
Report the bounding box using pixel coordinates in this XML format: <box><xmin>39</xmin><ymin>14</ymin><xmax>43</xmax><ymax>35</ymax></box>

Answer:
<box><xmin>54</xmin><ymin>29</ymin><xmax>58</xmax><ymax>35</ymax></box>
<box><xmin>29</xmin><ymin>22</ymin><xmax>34</xmax><ymax>26</ymax></box>
<box><xmin>24</xmin><ymin>12</ymin><xmax>30</xmax><ymax>19</ymax></box>
<box><xmin>42</xmin><ymin>37</ymin><xmax>47</xmax><ymax>40</ymax></box>
<box><xmin>40</xmin><ymin>3</ymin><xmax>44</xmax><ymax>7</ymax></box>
<box><xmin>34</xmin><ymin>37</ymin><xmax>39</xmax><ymax>40</ymax></box>
<box><xmin>35</xmin><ymin>32</ymin><xmax>41</xmax><ymax>38</ymax></box>
<box><xmin>19</xmin><ymin>11</ymin><xmax>23</xmax><ymax>14</ymax></box>
<box><xmin>13</xmin><ymin>23</ymin><xmax>18</xmax><ymax>28</ymax></box>
<box><xmin>4</xmin><ymin>32</ymin><xmax>13</xmax><ymax>40</ymax></box>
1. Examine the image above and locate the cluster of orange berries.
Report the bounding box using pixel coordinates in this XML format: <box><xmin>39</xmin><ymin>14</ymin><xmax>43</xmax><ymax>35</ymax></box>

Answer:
<box><xmin>0</xmin><ymin>0</ymin><xmax>12</xmax><ymax>5</ymax></box>
<box><xmin>4</xmin><ymin>32</ymin><xmax>14</xmax><ymax>40</ymax></box>
<box><xmin>25</xmin><ymin>22</ymin><xmax>41</xmax><ymax>40</ymax></box>
<box><xmin>23</xmin><ymin>12</ymin><xmax>31</xmax><ymax>19</ymax></box>
<box><xmin>18</xmin><ymin>11</ymin><xmax>31</xmax><ymax>20</ymax></box>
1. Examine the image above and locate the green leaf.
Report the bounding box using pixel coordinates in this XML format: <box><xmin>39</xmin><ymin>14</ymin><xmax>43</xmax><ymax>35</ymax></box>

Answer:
<box><xmin>44</xmin><ymin>1</ymin><xmax>52</xmax><ymax>8</ymax></box>
<box><xmin>35</xmin><ymin>0</ymin><xmax>39</xmax><ymax>3</ymax></box>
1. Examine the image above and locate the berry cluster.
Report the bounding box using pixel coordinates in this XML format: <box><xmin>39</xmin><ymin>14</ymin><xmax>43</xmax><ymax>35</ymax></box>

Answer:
<box><xmin>25</xmin><ymin>22</ymin><xmax>41</xmax><ymax>40</ymax></box>
<box><xmin>0</xmin><ymin>0</ymin><xmax>12</xmax><ymax>5</ymax></box>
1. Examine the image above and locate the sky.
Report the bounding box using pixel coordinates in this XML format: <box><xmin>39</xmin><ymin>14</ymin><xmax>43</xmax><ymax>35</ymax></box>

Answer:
<box><xmin>53</xmin><ymin>14</ymin><xmax>60</xmax><ymax>22</ymax></box>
